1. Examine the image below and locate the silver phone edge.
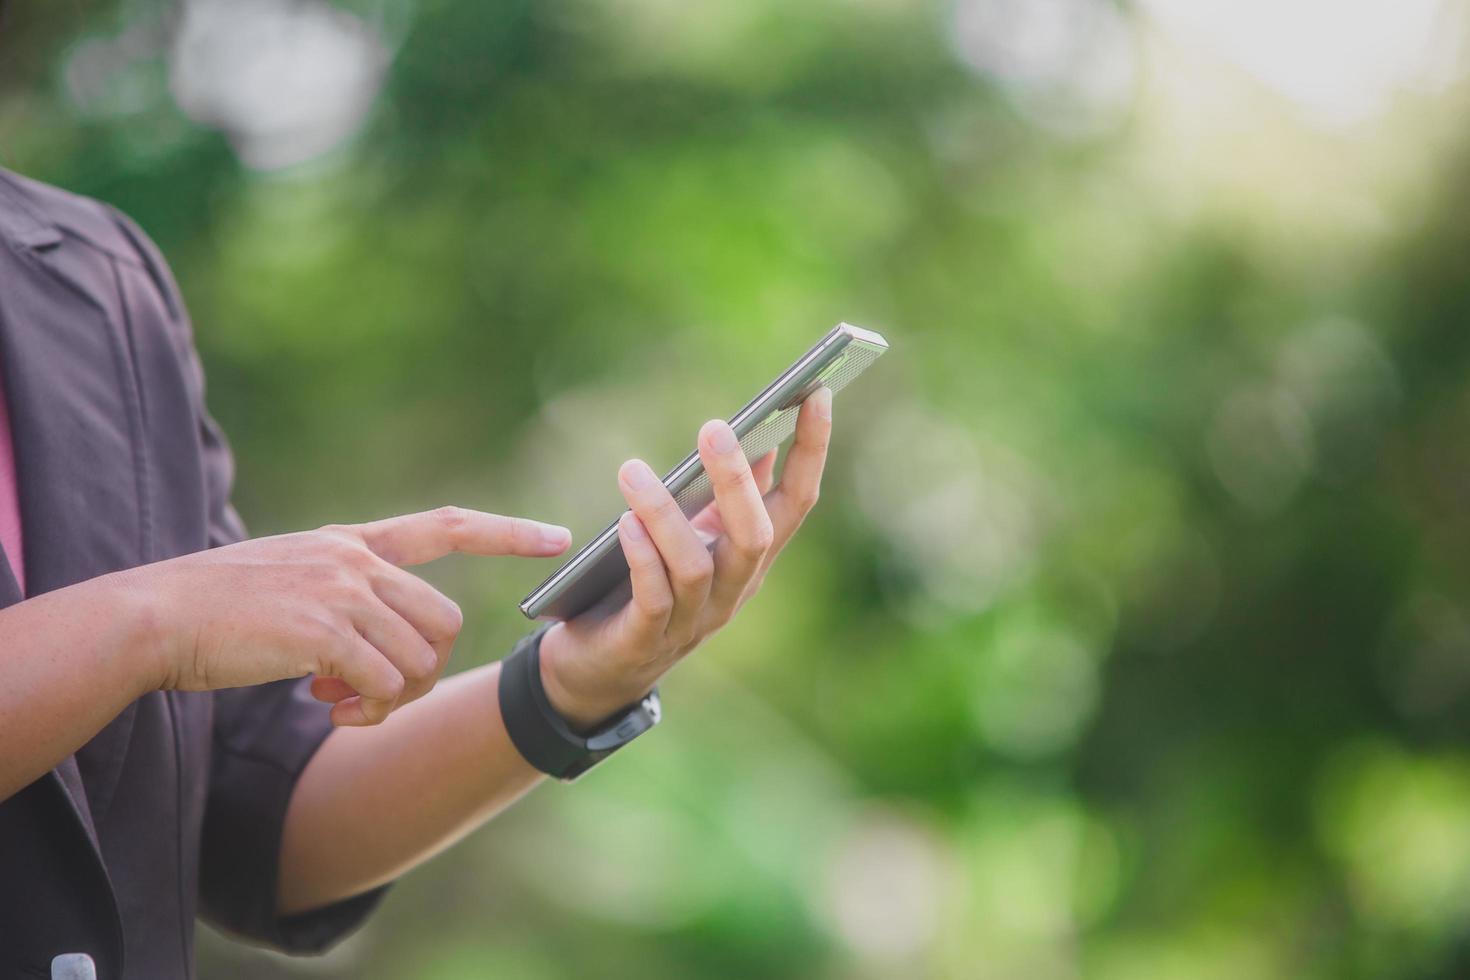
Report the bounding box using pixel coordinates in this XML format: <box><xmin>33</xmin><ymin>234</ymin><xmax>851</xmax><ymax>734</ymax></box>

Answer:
<box><xmin>519</xmin><ymin>322</ymin><xmax>887</xmax><ymax>620</ymax></box>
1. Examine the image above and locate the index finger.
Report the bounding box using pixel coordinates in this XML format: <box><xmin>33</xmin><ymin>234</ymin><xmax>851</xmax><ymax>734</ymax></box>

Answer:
<box><xmin>355</xmin><ymin>506</ymin><xmax>572</xmax><ymax>565</ymax></box>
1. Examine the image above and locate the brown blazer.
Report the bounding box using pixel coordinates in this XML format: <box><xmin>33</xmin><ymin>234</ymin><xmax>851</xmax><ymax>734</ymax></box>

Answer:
<box><xmin>0</xmin><ymin>169</ymin><xmax>384</xmax><ymax>979</ymax></box>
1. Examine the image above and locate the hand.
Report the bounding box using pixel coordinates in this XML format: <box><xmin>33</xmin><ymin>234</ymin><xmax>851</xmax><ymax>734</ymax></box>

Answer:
<box><xmin>538</xmin><ymin>387</ymin><xmax>833</xmax><ymax>730</ymax></box>
<box><xmin>143</xmin><ymin>507</ymin><xmax>571</xmax><ymax>725</ymax></box>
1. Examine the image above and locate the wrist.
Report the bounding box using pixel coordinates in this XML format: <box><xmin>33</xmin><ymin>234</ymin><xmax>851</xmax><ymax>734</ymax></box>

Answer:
<box><xmin>111</xmin><ymin>566</ymin><xmax>180</xmax><ymax>695</ymax></box>
<box><xmin>537</xmin><ymin>625</ymin><xmax>651</xmax><ymax>733</ymax></box>
<box><xmin>500</xmin><ymin>629</ymin><xmax>663</xmax><ymax>781</ymax></box>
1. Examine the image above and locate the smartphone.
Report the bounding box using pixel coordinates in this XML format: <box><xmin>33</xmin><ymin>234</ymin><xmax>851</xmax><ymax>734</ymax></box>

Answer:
<box><xmin>520</xmin><ymin>323</ymin><xmax>889</xmax><ymax>621</ymax></box>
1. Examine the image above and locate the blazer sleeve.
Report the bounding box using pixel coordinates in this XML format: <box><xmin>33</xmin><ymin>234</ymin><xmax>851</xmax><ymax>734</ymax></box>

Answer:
<box><xmin>106</xmin><ymin>207</ymin><xmax>391</xmax><ymax>953</ymax></box>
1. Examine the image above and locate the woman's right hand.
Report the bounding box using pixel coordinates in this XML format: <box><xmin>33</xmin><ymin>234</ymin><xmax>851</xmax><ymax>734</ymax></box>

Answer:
<box><xmin>136</xmin><ymin>507</ymin><xmax>570</xmax><ymax>725</ymax></box>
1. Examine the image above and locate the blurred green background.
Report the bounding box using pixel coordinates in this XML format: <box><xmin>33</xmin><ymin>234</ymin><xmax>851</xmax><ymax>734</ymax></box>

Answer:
<box><xmin>8</xmin><ymin>0</ymin><xmax>1470</xmax><ymax>976</ymax></box>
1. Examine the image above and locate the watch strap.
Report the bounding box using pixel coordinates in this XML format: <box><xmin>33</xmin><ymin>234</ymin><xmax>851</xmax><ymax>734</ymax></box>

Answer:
<box><xmin>498</xmin><ymin>627</ymin><xmax>661</xmax><ymax>781</ymax></box>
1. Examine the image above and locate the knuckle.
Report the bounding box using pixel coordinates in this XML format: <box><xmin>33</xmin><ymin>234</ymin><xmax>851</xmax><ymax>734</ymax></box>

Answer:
<box><xmin>382</xmin><ymin>671</ymin><xmax>407</xmax><ymax>701</ymax></box>
<box><xmin>325</xmin><ymin>564</ymin><xmax>368</xmax><ymax>602</ymax></box>
<box><xmin>418</xmin><ymin>592</ymin><xmax>463</xmax><ymax>642</ymax></box>
<box><xmin>714</xmin><ymin>463</ymin><xmax>754</xmax><ymax>492</ymax></box>
<box><xmin>341</xmin><ymin>544</ymin><xmax>378</xmax><ymax>573</ymax></box>
<box><xmin>508</xmin><ymin>516</ymin><xmax>534</xmax><ymax>551</ymax></box>
<box><xmin>320</xmin><ymin>610</ymin><xmax>357</xmax><ymax>643</ymax></box>
<box><xmin>736</xmin><ymin>525</ymin><xmax>774</xmax><ymax>561</ymax></box>
<box><xmin>321</xmin><ymin>528</ymin><xmax>373</xmax><ymax>563</ymax></box>
<box><xmin>400</xmin><ymin>651</ymin><xmax>434</xmax><ymax>682</ymax></box>
<box><xmin>639</xmin><ymin>592</ymin><xmax>674</xmax><ymax>619</ymax></box>
<box><xmin>421</xmin><ymin>641</ymin><xmax>444</xmax><ymax>676</ymax></box>
<box><xmin>433</xmin><ymin>505</ymin><xmax>470</xmax><ymax>535</ymax></box>
<box><xmin>300</xmin><ymin>612</ymin><xmax>346</xmax><ymax>654</ymax></box>
<box><xmin>732</xmin><ymin>539</ymin><xmax>764</xmax><ymax>563</ymax></box>
<box><xmin>645</xmin><ymin>493</ymin><xmax>681</xmax><ymax>521</ymax></box>
<box><xmin>674</xmin><ymin>553</ymin><xmax>714</xmax><ymax>587</ymax></box>
<box><xmin>315</xmin><ymin>528</ymin><xmax>371</xmax><ymax>564</ymax></box>
<box><xmin>442</xmin><ymin>598</ymin><xmax>465</xmax><ymax>636</ymax></box>
<box><xmin>361</xmin><ymin>699</ymin><xmax>391</xmax><ymax>724</ymax></box>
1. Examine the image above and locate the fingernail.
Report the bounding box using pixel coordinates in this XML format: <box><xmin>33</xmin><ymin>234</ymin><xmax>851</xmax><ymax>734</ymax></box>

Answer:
<box><xmin>620</xmin><ymin>511</ymin><xmax>647</xmax><ymax>541</ymax></box>
<box><xmin>812</xmin><ymin>387</ymin><xmax>833</xmax><ymax>420</ymax></box>
<box><xmin>541</xmin><ymin>524</ymin><xmax>571</xmax><ymax>548</ymax></box>
<box><xmin>709</xmin><ymin>422</ymin><xmax>739</xmax><ymax>455</ymax></box>
<box><xmin>623</xmin><ymin>460</ymin><xmax>656</xmax><ymax>490</ymax></box>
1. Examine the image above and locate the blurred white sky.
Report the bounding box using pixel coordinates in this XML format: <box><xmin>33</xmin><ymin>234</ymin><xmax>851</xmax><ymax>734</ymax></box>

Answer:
<box><xmin>1138</xmin><ymin>0</ymin><xmax>1466</xmax><ymax>127</ymax></box>
<box><xmin>953</xmin><ymin>0</ymin><xmax>1469</xmax><ymax>132</ymax></box>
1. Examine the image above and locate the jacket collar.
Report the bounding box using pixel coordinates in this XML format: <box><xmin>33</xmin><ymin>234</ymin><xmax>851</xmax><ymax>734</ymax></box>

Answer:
<box><xmin>0</xmin><ymin>171</ymin><xmax>63</xmax><ymax>251</ymax></box>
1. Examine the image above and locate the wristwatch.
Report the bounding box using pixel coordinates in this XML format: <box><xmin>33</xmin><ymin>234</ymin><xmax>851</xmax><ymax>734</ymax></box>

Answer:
<box><xmin>498</xmin><ymin>627</ymin><xmax>662</xmax><ymax>782</ymax></box>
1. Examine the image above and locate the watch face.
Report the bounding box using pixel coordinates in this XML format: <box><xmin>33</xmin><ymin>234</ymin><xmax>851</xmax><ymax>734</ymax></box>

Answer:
<box><xmin>567</xmin><ymin>689</ymin><xmax>662</xmax><ymax>781</ymax></box>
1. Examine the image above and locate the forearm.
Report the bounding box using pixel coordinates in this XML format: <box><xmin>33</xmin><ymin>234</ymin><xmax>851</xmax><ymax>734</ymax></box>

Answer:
<box><xmin>273</xmin><ymin>401</ymin><xmax>835</xmax><ymax>915</ymax></box>
<box><xmin>276</xmin><ymin>660</ymin><xmax>544</xmax><ymax>916</ymax></box>
<box><xmin>0</xmin><ymin>572</ymin><xmax>161</xmax><ymax>801</ymax></box>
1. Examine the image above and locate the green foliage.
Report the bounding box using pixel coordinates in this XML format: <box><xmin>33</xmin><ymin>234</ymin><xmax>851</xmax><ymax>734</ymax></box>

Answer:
<box><xmin>7</xmin><ymin>0</ymin><xmax>1470</xmax><ymax>976</ymax></box>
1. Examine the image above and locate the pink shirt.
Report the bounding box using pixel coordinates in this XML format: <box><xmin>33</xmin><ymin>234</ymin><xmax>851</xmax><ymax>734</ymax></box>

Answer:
<box><xmin>0</xmin><ymin>377</ymin><xmax>23</xmax><ymax>594</ymax></box>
